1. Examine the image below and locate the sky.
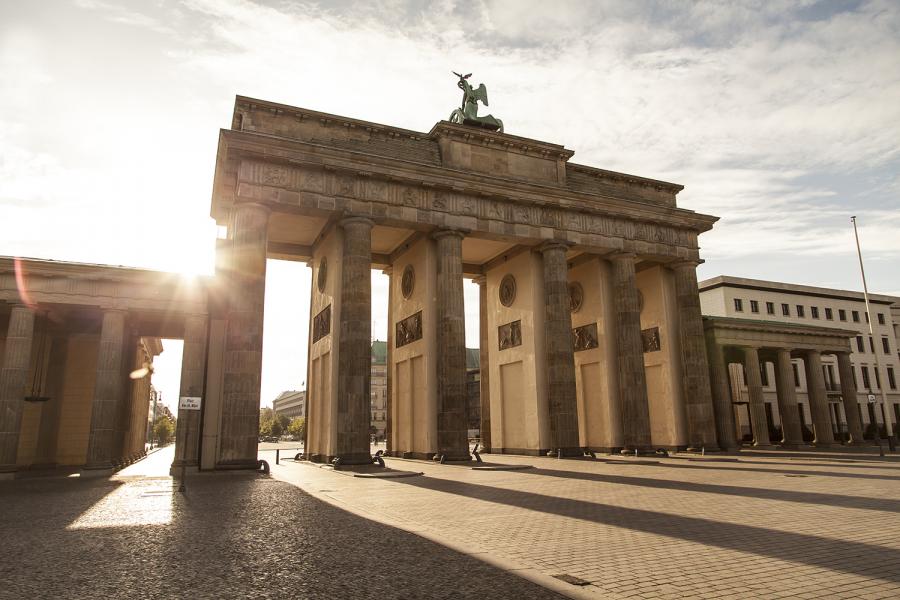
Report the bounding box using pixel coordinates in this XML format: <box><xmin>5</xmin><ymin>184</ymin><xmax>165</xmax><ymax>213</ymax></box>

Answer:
<box><xmin>2</xmin><ymin>0</ymin><xmax>899</xmax><ymax>411</ymax></box>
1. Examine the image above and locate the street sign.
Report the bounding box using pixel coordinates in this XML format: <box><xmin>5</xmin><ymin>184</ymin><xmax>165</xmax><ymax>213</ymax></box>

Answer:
<box><xmin>867</xmin><ymin>394</ymin><xmax>877</xmax><ymax>403</ymax></box>
<box><xmin>179</xmin><ymin>396</ymin><xmax>202</xmax><ymax>410</ymax></box>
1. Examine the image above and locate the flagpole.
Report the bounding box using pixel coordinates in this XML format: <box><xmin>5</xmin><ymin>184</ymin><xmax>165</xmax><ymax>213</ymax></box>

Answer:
<box><xmin>851</xmin><ymin>216</ymin><xmax>894</xmax><ymax>440</ymax></box>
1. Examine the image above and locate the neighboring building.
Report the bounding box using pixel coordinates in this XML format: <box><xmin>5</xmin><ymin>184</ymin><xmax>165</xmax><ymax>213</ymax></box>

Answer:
<box><xmin>700</xmin><ymin>276</ymin><xmax>900</xmax><ymax>441</ymax></box>
<box><xmin>371</xmin><ymin>341</ymin><xmax>388</xmax><ymax>439</ymax></box>
<box><xmin>272</xmin><ymin>390</ymin><xmax>305</xmax><ymax>420</ymax></box>
<box><xmin>465</xmin><ymin>348</ymin><xmax>481</xmax><ymax>436</ymax></box>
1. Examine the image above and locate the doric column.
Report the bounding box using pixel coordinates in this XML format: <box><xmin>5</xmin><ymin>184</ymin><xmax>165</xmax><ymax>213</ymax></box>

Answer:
<box><xmin>433</xmin><ymin>229</ymin><xmax>470</xmax><ymax>461</ymax></box>
<box><xmin>540</xmin><ymin>241</ymin><xmax>580</xmax><ymax>455</ymax></box>
<box><xmin>742</xmin><ymin>346</ymin><xmax>771</xmax><ymax>446</ymax></box>
<box><xmin>610</xmin><ymin>252</ymin><xmax>652</xmax><ymax>451</ymax></box>
<box><xmin>220</xmin><ymin>202</ymin><xmax>269</xmax><ymax>468</ymax></box>
<box><xmin>335</xmin><ymin>216</ymin><xmax>374</xmax><ymax>464</ymax></box>
<box><xmin>383</xmin><ymin>266</ymin><xmax>394</xmax><ymax>454</ymax></box>
<box><xmin>474</xmin><ymin>275</ymin><xmax>491</xmax><ymax>451</ymax></box>
<box><xmin>85</xmin><ymin>309</ymin><xmax>128</xmax><ymax>470</ymax></box>
<box><xmin>173</xmin><ymin>314</ymin><xmax>208</xmax><ymax>468</ymax></box>
<box><xmin>0</xmin><ymin>305</ymin><xmax>35</xmax><ymax>475</ymax></box>
<box><xmin>836</xmin><ymin>351</ymin><xmax>864</xmax><ymax>444</ymax></box>
<box><xmin>706</xmin><ymin>340</ymin><xmax>738</xmax><ymax>450</ymax></box>
<box><xmin>774</xmin><ymin>348</ymin><xmax>803</xmax><ymax>446</ymax></box>
<box><xmin>34</xmin><ymin>334</ymin><xmax>68</xmax><ymax>466</ymax></box>
<box><xmin>671</xmin><ymin>260</ymin><xmax>718</xmax><ymax>449</ymax></box>
<box><xmin>803</xmin><ymin>350</ymin><xmax>834</xmax><ymax>445</ymax></box>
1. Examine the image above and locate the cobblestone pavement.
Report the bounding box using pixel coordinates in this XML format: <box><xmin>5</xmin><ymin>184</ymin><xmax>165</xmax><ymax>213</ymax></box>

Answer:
<box><xmin>0</xmin><ymin>446</ymin><xmax>562</xmax><ymax>600</ymax></box>
<box><xmin>270</xmin><ymin>449</ymin><xmax>900</xmax><ymax>600</ymax></box>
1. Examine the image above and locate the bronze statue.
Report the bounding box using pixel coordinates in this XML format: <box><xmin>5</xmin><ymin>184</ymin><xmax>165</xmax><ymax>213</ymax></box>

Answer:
<box><xmin>449</xmin><ymin>72</ymin><xmax>503</xmax><ymax>133</ymax></box>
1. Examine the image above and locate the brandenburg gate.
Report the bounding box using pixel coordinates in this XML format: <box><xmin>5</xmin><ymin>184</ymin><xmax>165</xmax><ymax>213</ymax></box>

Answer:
<box><xmin>202</xmin><ymin>87</ymin><xmax>720</xmax><ymax>469</ymax></box>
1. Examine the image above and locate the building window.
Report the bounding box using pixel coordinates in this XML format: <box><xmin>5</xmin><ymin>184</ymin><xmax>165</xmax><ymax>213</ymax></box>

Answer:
<box><xmin>878</xmin><ymin>313</ymin><xmax>885</xmax><ymax>325</ymax></box>
<box><xmin>861</xmin><ymin>366</ymin><xmax>871</xmax><ymax>389</ymax></box>
<box><xmin>792</xmin><ymin>363</ymin><xmax>800</xmax><ymax>387</ymax></box>
<box><xmin>782</xmin><ymin>303</ymin><xmax>790</xmax><ymax>316</ymax></box>
<box><xmin>824</xmin><ymin>307</ymin><xmax>833</xmax><ymax>320</ymax></box>
<box><xmin>734</xmin><ymin>298</ymin><xmax>744</xmax><ymax>312</ymax></box>
<box><xmin>889</xmin><ymin>367</ymin><xmax>897</xmax><ymax>391</ymax></box>
<box><xmin>852</xmin><ymin>367</ymin><xmax>857</xmax><ymax>387</ymax></box>
<box><xmin>865</xmin><ymin>312</ymin><xmax>869</xmax><ymax>323</ymax></box>
<box><xmin>811</xmin><ymin>306</ymin><xmax>819</xmax><ymax>319</ymax></box>
<box><xmin>856</xmin><ymin>336</ymin><xmax>865</xmax><ymax>352</ymax></box>
<box><xmin>760</xmin><ymin>362</ymin><xmax>769</xmax><ymax>387</ymax></box>
<box><xmin>852</xmin><ymin>310</ymin><xmax>860</xmax><ymax>322</ymax></box>
<box><xmin>868</xmin><ymin>336</ymin><xmax>875</xmax><ymax>353</ymax></box>
<box><xmin>796</xmin><ymin>305</ymin><xmax>805</xmax><ymax>318</ymax></box>
<box><xmin>883</xmin><ymin>337</ymin><xmax>891</xmax><ymax>354</ymax></box>
<box><xmin>766</xmin><ymin>302</ymin><xmax>775</xmax><ymax>315</ymax></box>
<box><xmin>838</xmin><ymin>309</ymin><xmax>846</xmax><ymax>321</ymax></box>
<box><xmin>875</xmin><ymin>368</ymin><xmax>881</xmax><ymax>389</ymax></box>
<box><xmin>750</xmin><ymin>300</ymin><xmax>759</xmax><ymax>313</ymax></box>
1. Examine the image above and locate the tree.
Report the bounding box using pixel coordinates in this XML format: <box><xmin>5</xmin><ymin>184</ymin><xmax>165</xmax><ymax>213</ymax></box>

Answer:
<box><xmin>287</xmin><ymin>417</ymin><xmax>305</xmax><ymax>441</ymax></box>
<box><xmin>153</xmin><ymin>417</ymin><xmax>175</xmax><ymax>446</ymax></box>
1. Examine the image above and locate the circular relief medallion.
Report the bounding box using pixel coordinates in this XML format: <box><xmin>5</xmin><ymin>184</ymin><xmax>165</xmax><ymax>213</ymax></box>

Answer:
<box><xmin>499</xmin><ymin>274</ymin><xmax>517</xmax><ymax>307</ymax></box>
<box><xmin>568</xmin><ymin>282</ymin><xmax>584</xmax><ymax>313</ymax></box>
<box><xmin>401</xmin><ymin>265</ymin><xmax>415</xmax><ymax>299</ymax></box>
<box><xmin>636</xmin><ymin>289</ymin><xmax>645</xmax><ymax>313</ymax></box>
<box><xmin>317</xmin><ymin>257</ymin><xmax>327</xmax><ymax>293</ymax></box>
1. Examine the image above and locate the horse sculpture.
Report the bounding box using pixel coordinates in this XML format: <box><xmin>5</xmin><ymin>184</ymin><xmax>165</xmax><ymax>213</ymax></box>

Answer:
<box><xmin>449</xmin><ymin>71</ymin><xmax>503</xmax><ymax>133</ymax></box>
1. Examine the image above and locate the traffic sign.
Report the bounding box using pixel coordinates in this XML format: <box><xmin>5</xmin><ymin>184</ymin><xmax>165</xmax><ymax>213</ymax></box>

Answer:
<box><xmin>179</xmin><ymin>396</ymin><xmax>202</xmax><ymax>410</ymax></box>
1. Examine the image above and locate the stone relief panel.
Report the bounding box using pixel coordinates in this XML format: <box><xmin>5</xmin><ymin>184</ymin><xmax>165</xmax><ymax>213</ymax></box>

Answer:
<box><xmin>641</xmin><ymin>327</ymin><xmax>661</xmax><ymax>353</ymax></box>
<box><xmin>395</xmin><ymin>311</ymin><xmax>423</xmax><ymax>348</ymax></box>
<box><xmin>317</xmin><ymin>257</ymin><xmax>327</xmax><ymax>292</ymax></box>
<box><xmin>573</xmin><ymin>323</ymin><xmax>599</xmax><ymax>352</ymax></box>
<box><xmin>498</xmin><ymin>320</ymin><xmax>522</xmax><ymax>351</ymax></box>
<box><xmin>499</xmin><ymin>274</ymin><xmax>517</xmax><ymax>307</ymax></box>
<box><xmin>313</xmin><ymin>305</ymin><xmax>331</xmax><ymax>343</ymax></box>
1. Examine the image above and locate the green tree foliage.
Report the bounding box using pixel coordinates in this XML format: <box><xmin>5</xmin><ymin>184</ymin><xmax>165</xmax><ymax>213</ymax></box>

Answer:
<box><xmin>153</xmin><ymin>417</ymin><xmax>175</xmax><ymax>446</ymax></box>
<box><xmin>259</xmin><ymin>408</ymin><xmax>291</xmax><ymax>439</ymax></box>
<box><xmin>287</xmin><ymin>417</ymin><xmax>305</xmax><ymax>440</ymax></box>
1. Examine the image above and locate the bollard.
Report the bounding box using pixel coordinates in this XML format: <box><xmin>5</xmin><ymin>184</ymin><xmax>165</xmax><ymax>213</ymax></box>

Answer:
<box><xmin>276</xmin><ymin>449</ymin><xmax>280</xmax><ymax>465</ymax></box>
<box><xmin>701</xmin><ymin>446</ymin><xmax>705</xmax><ymax>457</ymax></box>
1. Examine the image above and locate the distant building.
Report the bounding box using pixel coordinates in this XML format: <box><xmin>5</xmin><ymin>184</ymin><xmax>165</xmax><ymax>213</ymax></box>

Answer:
<box><xmin>371</xmin><ymin>341</ymin><xmax>388</xmax><ymax>439</ymax></box>
<box><xmin>465</xmin><ymin>348</ymin><xmax>481</xmax><ymax>436</ymax></box>
<box><xmin>272</xmin><ymin>390</ymin><xmax>306</xmax><ymax>420</ymax></box>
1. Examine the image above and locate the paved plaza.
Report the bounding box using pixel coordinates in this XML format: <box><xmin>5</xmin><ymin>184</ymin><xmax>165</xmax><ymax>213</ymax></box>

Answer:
<box><xmin>2</xmin><ymin>447</ymin><xmax>899</xmax><ymax>599</ymax></box>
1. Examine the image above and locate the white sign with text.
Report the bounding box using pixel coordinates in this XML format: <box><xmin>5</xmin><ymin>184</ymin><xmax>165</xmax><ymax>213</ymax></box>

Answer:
<box><xmin>179</xmin><ymin>396</ymin><xmax>202</xmax><ymax>410</ymax></box>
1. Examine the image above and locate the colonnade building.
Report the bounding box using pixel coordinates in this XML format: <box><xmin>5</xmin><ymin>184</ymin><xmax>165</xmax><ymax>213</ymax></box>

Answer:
<box><xmin>3</xmin><ymin>96</ymin><xmax>889</xmax><ymax>477</ymax></box>
<box><xmin>700</xmin><ymin>276</ymin><xmax>899</xmax><ymax>447</ymax></box>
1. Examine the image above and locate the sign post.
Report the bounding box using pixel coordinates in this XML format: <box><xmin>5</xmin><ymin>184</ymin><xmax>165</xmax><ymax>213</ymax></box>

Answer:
<box><xmin>177</xmin><ymin>396</ymin><xmax>202</xmax><ymax>492</ymax></box>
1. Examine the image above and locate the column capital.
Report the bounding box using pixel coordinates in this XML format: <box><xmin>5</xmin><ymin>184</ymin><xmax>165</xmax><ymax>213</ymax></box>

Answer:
<box><xmin>669</xmin><ymin>259</ymin><xmax>702</xmax><ymax>270</ymax></box>
<box><xmin>382</xmin><ymin>266</ymin><xmax>393</xmax><ymax>276</ymax></box>
<box><xmin>431</xmin><ymin>228</ymin><xmax>468</xmax><ymax>241</ymax></box>
<box><xmin>233</xmin><ymin>201</ymin><xmax>272</xmax><ymax>215</ymax></box>
<box><xmin>471</xmin><ymin>275</ymin><xmax>486</xmax><ymax>286</ymax></box>
<box><xmin>607</xmin><ymin>250</ymin><xmax>637</xmax><ymax>262</ymax></box>
<box><xmin>339</xmin><ymin>215</ymin><xmax>374</xmax><ymax>229</ymax></box>
<box><xmin>536</xmin><ymin>239</ymin><xmax>573</xmax><ymax>254</ymax></box>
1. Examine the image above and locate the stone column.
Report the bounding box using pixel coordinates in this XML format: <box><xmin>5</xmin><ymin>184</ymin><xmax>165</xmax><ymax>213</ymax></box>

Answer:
<box><xmin>610</xmin><ymin>252</ymin><xmax>652</xmax><ymax>451</ymax></box>
<box><xmin>706</xmin><ymin>339</ymin><xmax>738</xmax><ymax>450</ymax></box>
<box><xmin>85</xmin><ymin>309</ymin><xmax>127</xmax><ymax>470</ymax></box>
<box><xmin>803</xmin><ymin>350</ymin><xmax>835</xmax><ymax>445</ymax></box>
<box><xmin>433</xmin><ymin>229</ymin><xmax>470</xmax><ymax>461</ymax></box>
<box><xmin>173</xmin><ymin>314</ymin><xmax>208</xmax><ymax>468</ymax></box>
<box><xmin>742</xmin><ymin>346</ymin><xmax>771</xmax><ymax>446</ymax></box>
<box><xmin>836</xmin><ymin>351</ymin><xmax>864</xmax><ymax>444</ymax></box>
<box><xmin>540</xmin><ymin>242</ymin><xmax>580</xmax><ymax>455</ymax></box>
<box><xmin>671</xmin><ymin>261</ymin><xmax>719</xmax><ymax>449</ymax></box>
<box><xmin>335</xmin><ymin>216</ymin><xmax>374</xmax><ymax>465</ymax></box>
<box><xmin>774</xmin><ymin>348</ymin><xmax>803</xmax><ymax>446</ymax></box>
<box><xmin>220</xmin><ymin>202</ymin><xmax>269</xmax><ymax>468</ymax></box>
<box><xmin>383</xmin><ymin>267</ymin><xmax>394</xmax><ymax>454</ymax></box>
<box><xmin>34</xmin><ymin>334</ymin><xmax>68</xmax><ymax>466</ymax></box>
<box><xmin>0</xmin><ymin>305</ymin><xmax>35</xmax><ymax>475</ymax></box>
<box><xmin>474</xmin><ymin>275</ymin><xmax>491</xmax><ymax>451</ymax></box>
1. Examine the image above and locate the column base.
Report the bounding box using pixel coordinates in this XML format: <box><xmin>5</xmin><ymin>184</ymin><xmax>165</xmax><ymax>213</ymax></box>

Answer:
<box><xmin>435</xmin><ymin>453</ymin><xmax>472</xmax><ymax>463</ymax></box>
<box><xmin>169</xmin><ymin>464</ymin><xmax>200</xmax><ymax>476</ymax></box>
<box><xmin>333</xmin><ymin>453</ymin><xmax>374</xmax><ymax>466</ymax></box>
<box><xmin>80</xmin><ymin>465</ymin><xmax>115</xmax><ymax>478</ymax></box>
<box><xmin>776</xmin><ymin>442</ymin><xmax>810</xmax><ymax>450</ymax></box>
<box><xmin>751</xmin><ymin>443</ymin><xmax>779</xmax><ymax>450</ymax></box>
<box><xmin>215</xmin><ymin>459</ymin><xmax>260</xmax><ymax>470</ymax></box>
<box><xmin>619</xmin><ymin>447</ymin><xmax>657</xmax><ymax>456</ymax></box>
<box><xmin>0</xmin><ymin>471</ymin><xmax>16</xmax><ymax>481</ymax></box>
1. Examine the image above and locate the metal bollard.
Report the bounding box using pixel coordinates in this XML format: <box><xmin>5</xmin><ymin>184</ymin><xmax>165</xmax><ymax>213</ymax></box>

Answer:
<box><xmin>276</xmin><ymin>449</ymin><xmax>280</xmax><ymax>465</ymax></box>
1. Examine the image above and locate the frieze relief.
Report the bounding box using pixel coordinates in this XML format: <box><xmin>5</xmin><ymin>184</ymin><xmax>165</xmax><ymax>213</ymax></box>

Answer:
<box><xmin>573</xmin><ymin>323</ymin><xmax>599</xmax><ymax>352</ymax></box>
<box><xmin>641</xmin><ymin>327</ymin><xmax>661</xmax><ymax>353</ymax></box>
<box><xmin>498</xmin><ymin>320</ymin><xmax>522</xmax><ymax>351</ymax></box>
<box><xmin>313</xmin><ymin>305</ymin><xmax>331</xmax><ymax>343</ymax></box>
<box><xmin>396</xmin><ymin>311</ymin><xmax>423</xmax><ymax>348</ymax></box>
<box><xmin>238</xmin><ymin>161</ymin><xmax>701</xmax><ymax>251</ymax></box>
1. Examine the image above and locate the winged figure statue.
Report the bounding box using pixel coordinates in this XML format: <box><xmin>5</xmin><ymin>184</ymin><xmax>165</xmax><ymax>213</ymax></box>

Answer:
<box><xmin>449</xmin><ymin>71</ymin><xmax>503</xmax><ymax>132</ymax></box>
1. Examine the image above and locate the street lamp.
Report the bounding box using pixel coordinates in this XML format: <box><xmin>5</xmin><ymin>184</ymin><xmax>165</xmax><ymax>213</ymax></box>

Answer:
<box><xmin>851</xmin><ymin>216</ymin><xmax>895</xmax><ymax>448</ymax></box>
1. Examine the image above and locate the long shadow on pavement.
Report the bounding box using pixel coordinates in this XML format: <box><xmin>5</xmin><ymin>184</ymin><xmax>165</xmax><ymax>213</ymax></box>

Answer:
<box><xmin>0</xmin><ymin>474</ymin><xmax>563</xmax><ymax>600</ymax></box>
<box><xmin>386</xmin><ymin>475</ymin><xmax>900</xmax><ymax>584</ymax></box>
<box><xmin>654</xmin><ymin>460</ymin><xmax>900</xmax><ymax>481</ymax></box>
<box><xmin>515</xmin><ymin>466</ymin><xmax>900</xmax><ymax>514</ymax></box>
